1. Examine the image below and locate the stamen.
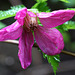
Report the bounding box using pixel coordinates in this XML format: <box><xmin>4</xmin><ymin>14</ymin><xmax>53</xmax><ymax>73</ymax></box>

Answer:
<box><xmin>23</xmin><ymin>14</ymin><xmax>38</xmax><ymax>32</ymax></box>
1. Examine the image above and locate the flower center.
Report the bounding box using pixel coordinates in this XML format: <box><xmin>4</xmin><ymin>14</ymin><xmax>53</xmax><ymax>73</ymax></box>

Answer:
<box><xmin>23</xmin><ymin>14</ymin><xmax>38</xmax><ymax>32</ymax></box>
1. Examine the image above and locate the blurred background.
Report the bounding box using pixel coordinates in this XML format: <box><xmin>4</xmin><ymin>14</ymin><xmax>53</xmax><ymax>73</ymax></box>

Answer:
<box><xmin>0</xmin><ymin>0</ymin><xmax>75</xmax><ymax>75</ymax></box>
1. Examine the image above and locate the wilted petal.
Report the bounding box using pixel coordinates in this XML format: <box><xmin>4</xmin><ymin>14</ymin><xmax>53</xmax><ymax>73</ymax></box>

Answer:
<box><xmin>37</xmin><ymin>10</ymin><xmax>75</xmax><ymax>28</ymax></box>
<box><xmin>0</xmin><ymin>21</ymin><xmax>23</xmax><ymax>41</ymax></box>
<box><xmin>15</xmin><ymin>8</ymin><xmax>27</xmax><ymax>25</ymax></box>
<box><xmin>34</xmin><ymin>26</ymin><xmax>64</xmax><ymax>55</ymax></box>
<box><xmin>18</xmin><ymin>30</ymin><xmax>34</xmax><ymax>69</ymax></box>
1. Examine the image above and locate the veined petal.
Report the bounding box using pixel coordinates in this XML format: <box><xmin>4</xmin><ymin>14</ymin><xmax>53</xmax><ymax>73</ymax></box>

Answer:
<box><xmin>18</xmin><ymin>30</ymin><xmax>34</xmax><ymax>69</ymax></box>
<box><xmin>0</xmin><ymin>21</ymin><xmax>23</xmax><ymax>41</ymax></box>
<box><xmin>34</xmin><ymin>26</ymin><xmax>64</xmax><ymax>55</ymax></box>
<box><xmin>15</xmin><ymin>8</ymin><xmax>27</xmax><ymax>25</ymax></box>
<box><xmin>37</xmin><ymin>10</ymin><xmax>75</xmax><ymax>28</ymax></box>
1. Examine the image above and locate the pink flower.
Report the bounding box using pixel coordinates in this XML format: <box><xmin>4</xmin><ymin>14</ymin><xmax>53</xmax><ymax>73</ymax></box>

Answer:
<box><xmin>0</xmin><ymin>8</ymin><xmax>74</xmax><ymax>69</ymax></box>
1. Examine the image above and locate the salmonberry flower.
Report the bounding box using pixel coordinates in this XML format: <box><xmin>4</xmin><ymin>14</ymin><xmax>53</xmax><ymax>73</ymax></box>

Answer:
<box><xmin>0</xmin><ymin>8</ymin><xmax>74</xmax><ymax>69</ymax></box>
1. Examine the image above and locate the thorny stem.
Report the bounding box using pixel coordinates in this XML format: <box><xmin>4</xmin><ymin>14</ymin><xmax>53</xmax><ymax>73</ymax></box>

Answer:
<box><xmin>2</xmin><ymin>40</ymin><xmax>75</xmax><ymax>57</ymax></box>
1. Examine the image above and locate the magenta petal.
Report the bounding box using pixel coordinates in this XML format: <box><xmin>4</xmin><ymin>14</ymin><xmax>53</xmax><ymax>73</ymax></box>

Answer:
<box><xmin>15</xmin><ymin>8</ymin><xmax>27</xmax><ymax>25</ymax></box>
<box><xmin>18</xmin><ymin>30</ymin><xmax>34</xmax><ymax>69</ymax></box>
<box><xmin>0</xmin><ymin>21</ymin><xmax>23</xmax><ymax>41</ymax></box>
<box><xmin>34</xmin><ymin>26</ymin><xmax>64</xmax><ymax>55</ymax></box>
<box><xmin>27</xmin><ymin>11</ymin><xmax>36</xmax><ymax>17</ymax></box>
<box><xmin>37</xmin><ymin>10</ymin><xmax>75</xmax><ymax>28</ymax></box>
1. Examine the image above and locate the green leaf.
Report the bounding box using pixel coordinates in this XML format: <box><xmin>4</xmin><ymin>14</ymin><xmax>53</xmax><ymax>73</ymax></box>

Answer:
<box><xmin>56</xmin><ymin>21</ymin><xmax>75</xmax><ymax>32</ymax></box>
<box><xmin>35</xmin><ymin>0</ymin><xmax>47</xmax><ymax>2</ymax></box>
<box><xmin>31</xmin><ymin>2</ymin><xmax>50</xmax><ymax>12</ymax></box>
<box><xmin>28</xmin><ymin>9</ymin><xmax>39</xmax><ymax>13</ymax></box>
<box><xmin>60</xmin><ymin>0</ymin><xmax>70</xmax><ymax>3</ymax></box>
<box><xmin>43</xmin><ymin>53</ymin><xmax>60</xmax><ymax>75</ymax></box>
<box><xmin>0</xmin><ymin>5</ymin><xmax>25</xmax><ymax>20</ymax></box>
<box><xmin>63</xmin><ymin>21</ymin><xmax>75</xmax><ymax>29</ymax></box>
<box><xmin>42</xmin><ymin>52</ymin><xmax>47</xmax><ymax>59</ymax></box>
<box><xmin>0</xmin><ymin>22</ymin><xmax>6</xmax><ymax>29</ymax></box>
<box><xmin>67</xmin><ymin>8</ymin><xmax>75</xmax><ymax>11</ymax></box>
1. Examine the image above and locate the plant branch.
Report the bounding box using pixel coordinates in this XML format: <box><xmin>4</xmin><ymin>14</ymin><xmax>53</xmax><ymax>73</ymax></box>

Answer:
<box><xmin>2</xmin><ymin>40</ymin><xmax>75</xmax><ymax>57</ymax></box>
<box><xmin>62</xmin><ymin>50</ymin><xmax>75</xmax><ymax>57</ymax></box>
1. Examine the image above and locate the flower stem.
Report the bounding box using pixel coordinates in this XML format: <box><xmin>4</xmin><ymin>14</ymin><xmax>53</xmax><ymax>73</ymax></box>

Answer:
<box><xmin>62</xmin><ymin>50</ymin><xmax>75</xmax><ymax>57</ymax></box>
<box><xmin>4</xmin><ymin>40</ymin><xmax>19</xmax><ymax>45</ymax></box>
<box><xmin>3</xmin><ymin>40</ymin><xmax>75</xmax><ymax>57</ymax></box>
